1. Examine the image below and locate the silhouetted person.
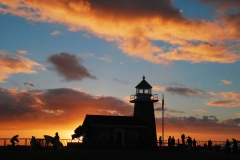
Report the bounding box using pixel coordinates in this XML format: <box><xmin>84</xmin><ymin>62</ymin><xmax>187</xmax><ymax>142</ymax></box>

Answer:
<box><xmin>171</xmin><ymin>136</ymin><xmax>175</xmax><ymax>149</ymax></box>
<box><xmin>187</xmin><ymin>137</ymin><xmax>192</xmax><ymax>151</ymax></box>
<box><xmin>208</xmin><ymin>140</ymin><xmax>212</xmax><ymax>151</ymax></box>
<box><xmin>233</xmin><ymin>138</ymin><xmax>238</xmax><ymax>154</ymax></box>
<box><xmin>168</xmin><ymin>136</ymin><xmax>171</xmax><ymax>150</ymax></box>
<box><xmin>181</xmin><ymin>134</ymin><xmax>185</xmax><ymax>145</ymax></box>
<box><xmin>226</xmin><ymin>139</ymin><xmax>230</xmax><ymax>153</ymax></box>
<box><xmin>192</xmin><ymin>138</ymin><xmax>196</xmax><ymax>150</ymax></box>
<box><xmin>30</xmin><ymin>136</ymin><xmax>36</xmax><ymax>151</ymax></box>
<box><xmin>177</xmin><ymin>138</ymin><xmax>180</xmax><ymax>149</ymax></box>
<box><xmin>159</xmin><ymin>136</ymin><xmax>162</xmax><ymax>148</ymax></box>
<box><xmin>10</xmin><ymin>135</ymin><xmax>19</xmax><ymax>150</ymax></box>
<box><xmin>52</xmin><ymin>132</ymin><xmax>60</xmax><ymax>152</ymax></box>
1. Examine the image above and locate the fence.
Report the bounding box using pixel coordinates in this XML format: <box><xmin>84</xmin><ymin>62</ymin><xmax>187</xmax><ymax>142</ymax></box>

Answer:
<box><xmin>0</xmin><ymin>138</ymin><xmax>80</xmax><ymax>147</ymax></box>
<box><xmin>159</xmin><ymin>140</ymin><xmax>225</xmax><ymax>146</ymax></box>
<box><xmin>1</xmin><ymin>138</ymin><xmax>225</xmax><ymax>147</ymax></box>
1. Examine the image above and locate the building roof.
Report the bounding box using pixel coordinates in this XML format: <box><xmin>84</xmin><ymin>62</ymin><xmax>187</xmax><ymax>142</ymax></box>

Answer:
<box><xmin>135</xmin><ymin>76</ymin><xmax>152</xmax><ymax>89</ymax></box>
<box><xmin>82</xmin><ymin>115</ymin><xmax>147</xmax><ymax>127</ymax></box>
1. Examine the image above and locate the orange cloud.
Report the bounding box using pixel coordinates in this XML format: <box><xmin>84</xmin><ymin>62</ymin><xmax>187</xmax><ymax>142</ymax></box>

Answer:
<box><xmin>206</xmin><ymin>92</ymin><xmax>240</xmax><ymax>107</ymax></box>
<box><xmin>161</xmin><ymin>43</ymin><xmax>240</xmax><ymax>63</ymax></box>
<box><xmin>1</xmin><ymin>0</ymin><xmax>240</xmax><ymax>64</ymax></box>
<box><xmin>152</xmin><ymin>86</ymin><xmax>165</xmax><ymax>91</ymax></box>
<box><xmin>194</xmin><ymin>109</ymin><xmax>207</xmax><ymax>114</ymax></box>
<box><xmin>0</xmin><ymin>50</ymin><xmax>45</xmax><ymax>82</ymax></box>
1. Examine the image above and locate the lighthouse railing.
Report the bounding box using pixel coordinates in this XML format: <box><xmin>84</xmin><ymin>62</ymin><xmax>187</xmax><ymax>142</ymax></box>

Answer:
<box><xmin>152</xmin><ymin>94</ymin><xmax>158</xmax><ymax>100</ymax></box>
<box><xmin>130</xmin><ymin>94</ymin><xmax>158</xmax><ymax>101</ymax></box>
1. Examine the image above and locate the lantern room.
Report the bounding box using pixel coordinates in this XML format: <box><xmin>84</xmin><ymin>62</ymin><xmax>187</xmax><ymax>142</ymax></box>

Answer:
<box><xmin>130</xmin><ymin>76</ymin><xmax>158</xmax><ymax>102</ymax></box>
<box><xmin>135</xmin><ymin>76</ymin><xmax>152</xmax><ymax>95</ymax></box>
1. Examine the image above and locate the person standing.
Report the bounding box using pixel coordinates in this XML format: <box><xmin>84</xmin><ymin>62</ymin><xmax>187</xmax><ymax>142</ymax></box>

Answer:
<box><xmin>168</xmin><ymin>136</ymin><xmax>172</xmax><ymax>150</ymax></box>
<box><xmin>187</xmin><ymin>137</ymin><xmax>192</xmax><ymax>151</ymax></box>
<box><xmin>208</xmin><ymin>140</ymin><xmax>212</xmax><ymax>151</ymax></box>
<box><xmin>30</xmin><ymin>136</ymin><xmax>37</xmax><ymax>151</ymax></box>
<box><xmin>233</xmin><ymin>138</ymin><xmax>238</xmax><ymax>153</ymax></box>
<box><xmin>171</xmin><ymin>137</ymin><xmax>175</xmax><ymax>149</ymax></box>
<box><xmin>226</xmin><ymin>139</ymin><xmax>230</xmax><ymax>153</ymax></box>
<box><xmin>10</xmin><ymin>135</ymin><xmax>19</xmax><ymax>150</ymax></box>
<box><xmin>181</xmin><ymin>134</ymin><xmax>185</xmax><ymax>145</ymax></box>
<box><xmin>52</xmin><ymin>132</ymin><xmax>60</xmax><ymax>152</ymax></box>
<box><xmin>192</xmin><ymin>138</ymin><xmax>196</xmax><ymax>151</ymax></box>
<box><xmin>159</xmin><ymin>136</ymin><xmax>162</xmax><ymax>148</ymax></box>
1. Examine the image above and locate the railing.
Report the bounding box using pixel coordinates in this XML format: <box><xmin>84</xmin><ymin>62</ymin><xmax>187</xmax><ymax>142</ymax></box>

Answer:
<box><xmin>130</xmin><ymin>94</ymin><xmax>158</xmax><ymax>101</ymax></box>
<box><xmin>158</xmin><ymin>140</ymin><xmax>225</xmax><ymax>146</ymax></box>
<box><xmin>0</xmin><ymin>138</ymin><xmax>79</xmax><ymax>147</ymax></box>
<box><xmin>0</xmin><ymin>138</ymin><xmax>225</xmax><ymax>147</ymax></box>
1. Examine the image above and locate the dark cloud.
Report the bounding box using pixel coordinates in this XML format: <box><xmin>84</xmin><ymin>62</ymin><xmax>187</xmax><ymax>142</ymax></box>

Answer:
<box><xmin>40</xmin><ymin>88</ymin><xmax>133</xmax><ymax>115</ymax></box>
<box><xmin>24</xmin><ymin>82</ymin><xmax>34</xmax><ymax>87</ymax></box>
<box><xmin>165</xmin><ymin>87</ymin><xmax>203</xmax><ymax>96</ymax></box>
<box><xmin>48</xmin><ymin>52</ymin><xmax>97</xmax><ymax>81</ymax></box>
<box><xmin>112</xmin><ymin>78</ymin><xmax>129</xmax><ymax>84</ymax></box>
<box><xmin>0</xmin><ymin>87</ymin><xmax>133</xmax><ymax>129</ymax></box>
<box><xmin>207</xmin><ymin>100</ymin><xmax>235</xmax><ymax>106</ymax></box>
<box><xmin>222</xmin><ymin>118</ymin><xmax>240</xmax><ymax>125</ymax></box>
<box><xmin>156</xmin><ymin>115</ymin><xmax>240</xmax><ymax>135</ymax></box>
<box><xmin>89</xmin><ymin>0</ymin><xmax>185</xmax><ymax>21</ymax></box>
<box><xmin>0</xmin><ymin>88</ymin><xmax>40</xmax><ymax>121</ymax></box>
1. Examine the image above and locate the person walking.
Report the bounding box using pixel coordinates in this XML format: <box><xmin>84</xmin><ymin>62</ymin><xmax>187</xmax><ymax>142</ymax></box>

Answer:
<box><xmin>10</xmin><ymin>135</ymin><xmax>19</xmax><ymax>150</ymax></box>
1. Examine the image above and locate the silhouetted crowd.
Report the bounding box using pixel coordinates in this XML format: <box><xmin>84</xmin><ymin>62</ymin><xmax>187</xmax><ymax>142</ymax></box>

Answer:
<box><xmin>9</xmin><ymin>132</ymin><xmax>60</xmax><ymax>151</ymax></box>
<box><xmin>158</xmin><ymin>133</ymin><xmax>239</xmax><ymax>153</ymax></box>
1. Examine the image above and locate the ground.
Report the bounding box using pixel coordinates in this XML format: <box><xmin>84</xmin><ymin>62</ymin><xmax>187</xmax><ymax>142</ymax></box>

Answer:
<box><xmin>0</xmin><ymin>148</ymin><xmax>239</xmax><ymax>160</ymax></box>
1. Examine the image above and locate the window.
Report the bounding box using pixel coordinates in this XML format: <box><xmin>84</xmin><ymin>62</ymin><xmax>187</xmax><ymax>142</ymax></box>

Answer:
<box><xmin>100</xmin><ymin>130</ymin><xmax>109</xmax><ymax>141</ymax></box>
<box><xmin>138</xmin><ymin>89</ymin><xmax>143</xmax><ymax>93</ymax></box>
<box><xmin>144</xmin><ymin>89</ymin><xmax>149</xmax><ymax>94</ymax></box>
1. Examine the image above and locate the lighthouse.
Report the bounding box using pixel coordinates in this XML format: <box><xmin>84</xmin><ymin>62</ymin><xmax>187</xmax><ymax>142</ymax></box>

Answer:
<box><xmin>130</xmin><ymin>76</ymin><xmax>158</xmax><ymax>148</ymax></box>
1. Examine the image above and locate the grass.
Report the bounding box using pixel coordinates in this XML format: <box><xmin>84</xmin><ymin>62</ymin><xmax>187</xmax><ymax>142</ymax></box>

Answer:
<box><xmin>0</xmin><ymin>147</ymin><xmax>240</xmax><ymax>160</ymax></box>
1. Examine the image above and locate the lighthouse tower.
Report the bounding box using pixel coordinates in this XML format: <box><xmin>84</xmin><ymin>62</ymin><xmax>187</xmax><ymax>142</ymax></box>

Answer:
<box><xmin>130</xmin><ymin>76</ymin><xmax>158</xmax><ymax>148</ymax></box>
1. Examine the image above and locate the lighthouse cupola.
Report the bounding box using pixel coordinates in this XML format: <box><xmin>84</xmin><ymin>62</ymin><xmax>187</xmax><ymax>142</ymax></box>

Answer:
<box><xmin>130</xmin><ymin>76</ymin><xmax>158</xmax><ymax>102</ymax></box>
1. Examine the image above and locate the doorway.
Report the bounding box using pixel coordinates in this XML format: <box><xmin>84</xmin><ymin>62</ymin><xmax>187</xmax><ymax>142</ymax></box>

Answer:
<box><xmin>114</xmin><ymin>128</ymin><xmax>124</xmax><ymax>147</ymax></box>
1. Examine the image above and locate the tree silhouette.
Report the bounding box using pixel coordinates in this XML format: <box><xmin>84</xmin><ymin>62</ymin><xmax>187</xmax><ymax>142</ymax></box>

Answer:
<box><xmin>71</xmin><ymin>125</ymin><xmax>84</xmax><ymax>140</ymax></box>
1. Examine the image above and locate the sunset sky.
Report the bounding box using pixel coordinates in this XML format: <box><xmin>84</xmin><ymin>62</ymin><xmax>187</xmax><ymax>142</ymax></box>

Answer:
<box><xmin>0</xmin><ymin>0</ymin><xmax>240</xmax><ymax>142</ymax></box>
